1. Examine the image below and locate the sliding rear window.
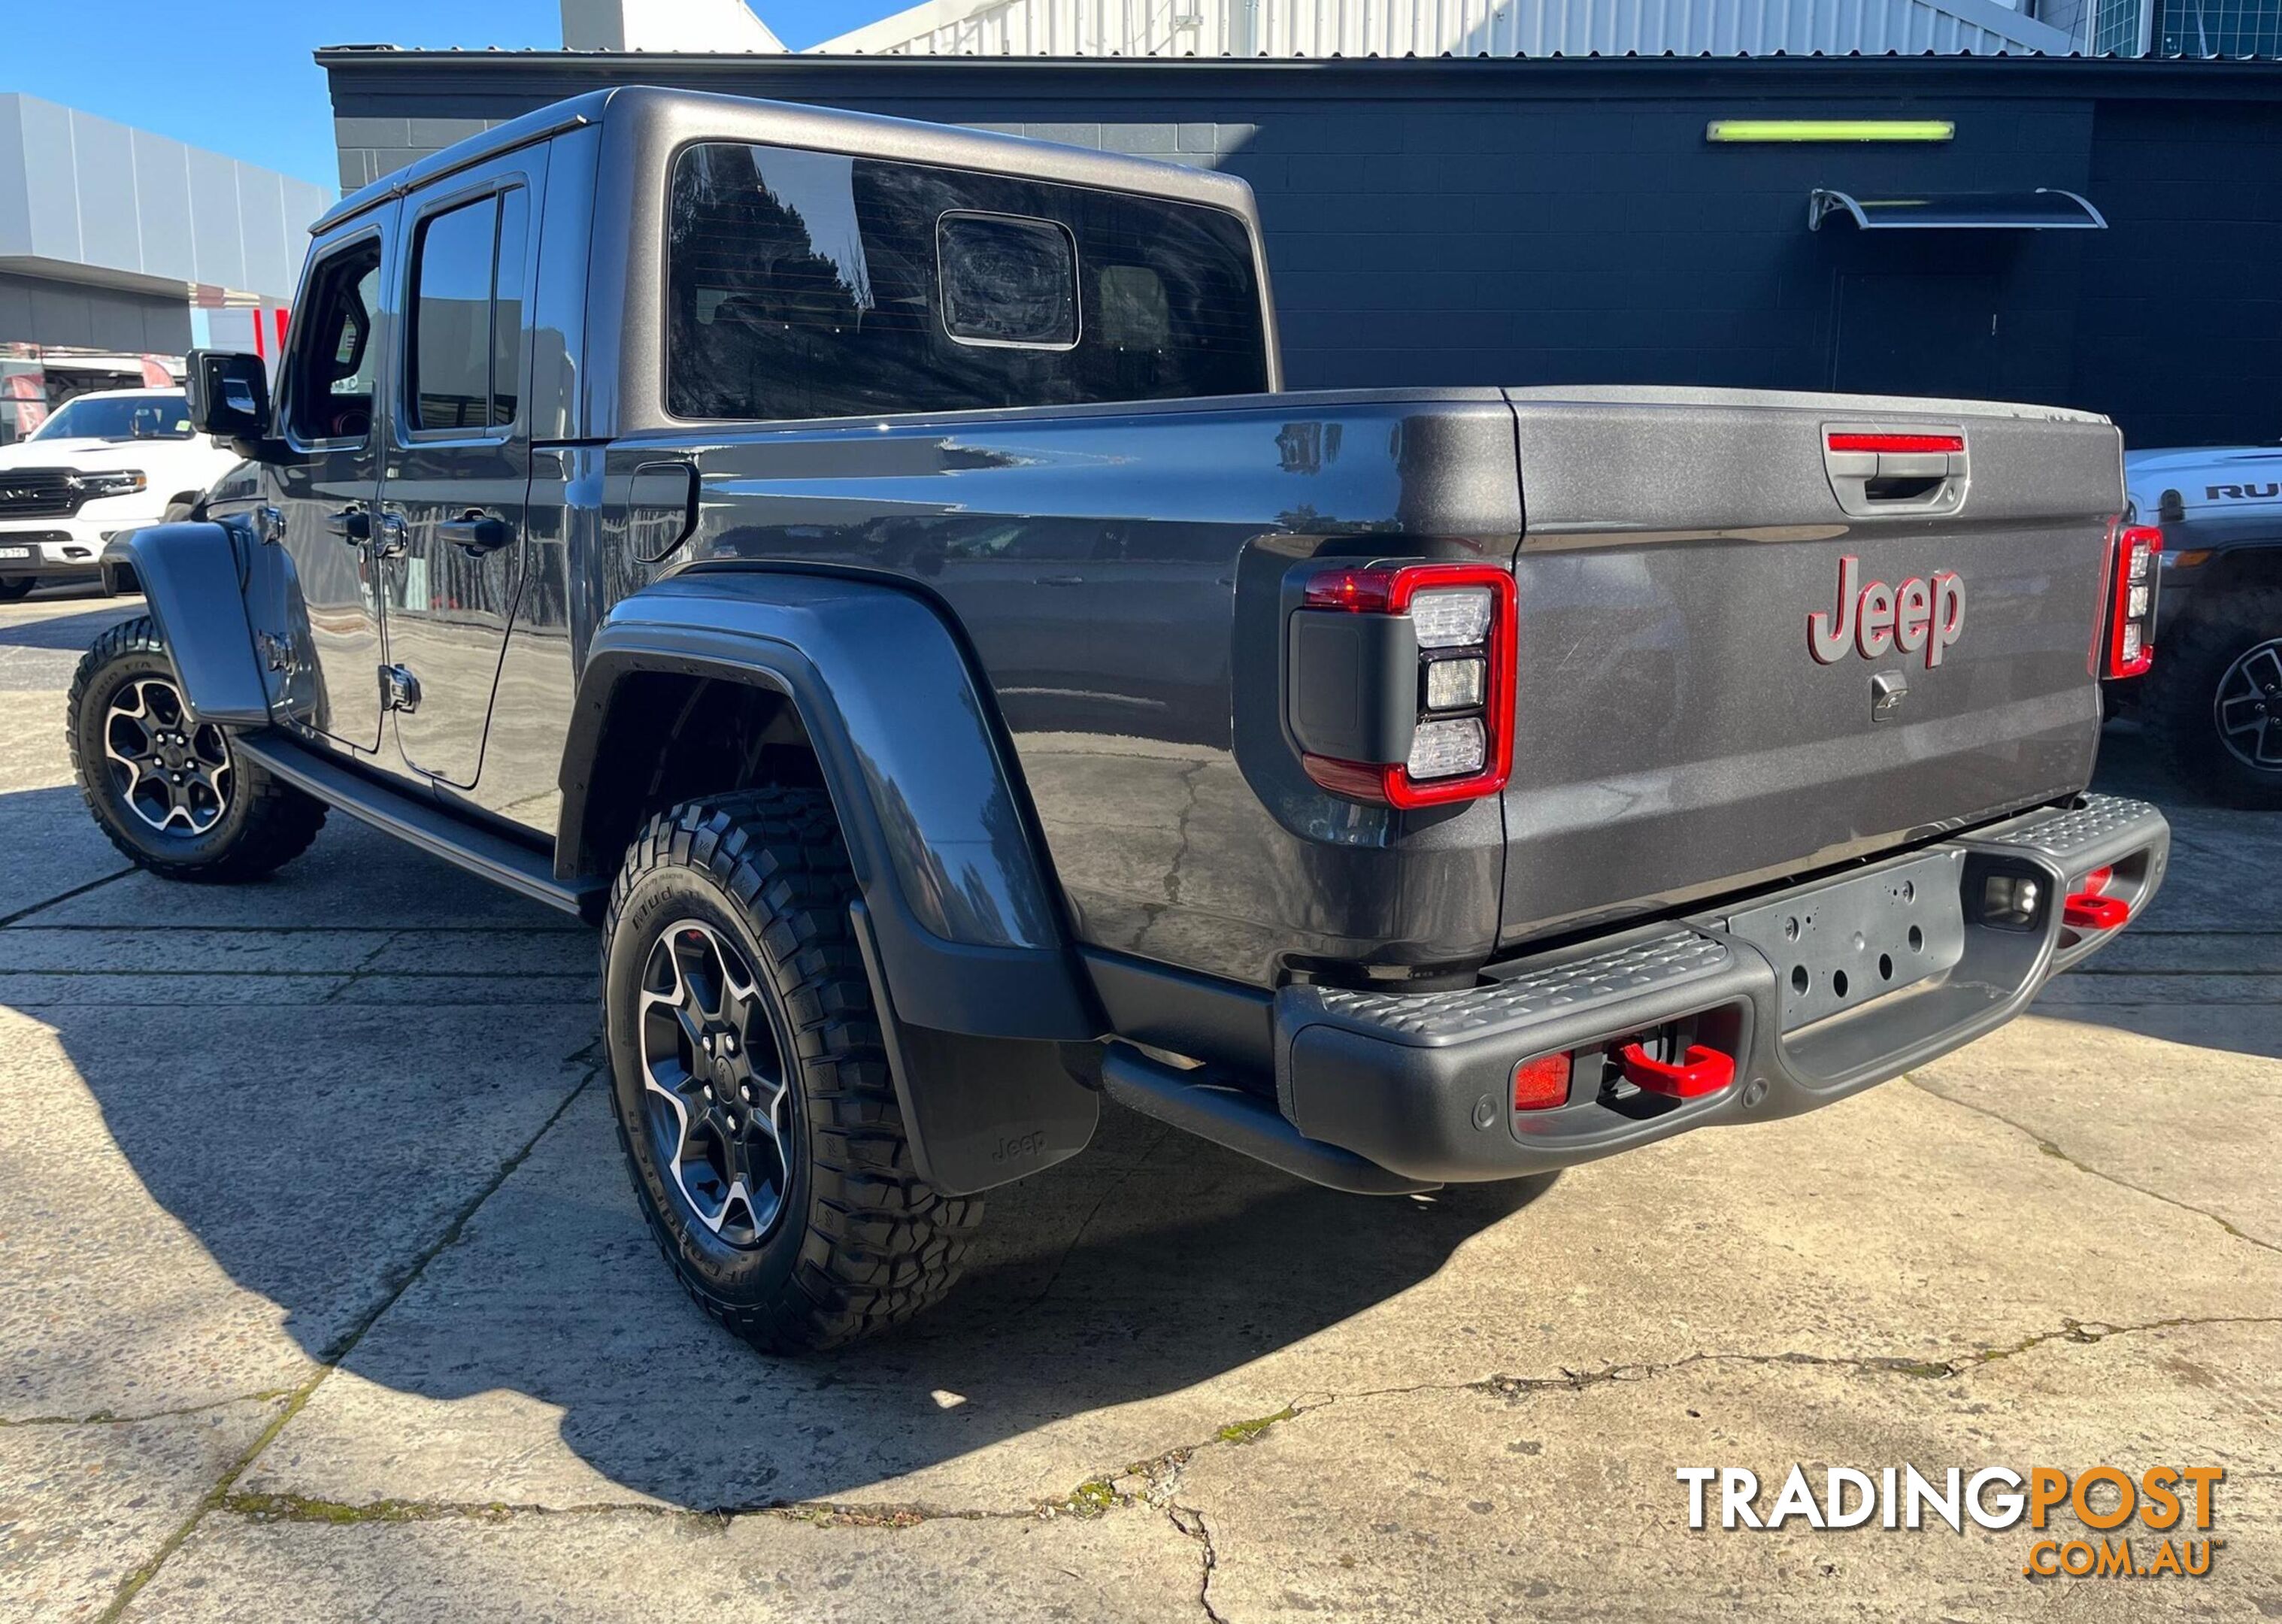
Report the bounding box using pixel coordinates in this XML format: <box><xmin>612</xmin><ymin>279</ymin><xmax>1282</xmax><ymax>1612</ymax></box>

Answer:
<box><xmin>666</xmin><ymin>143</ymin><xmax>1268</xmax><ymax>422</ymax></box>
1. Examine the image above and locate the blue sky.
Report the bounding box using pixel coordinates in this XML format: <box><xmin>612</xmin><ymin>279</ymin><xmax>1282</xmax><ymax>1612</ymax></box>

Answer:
<box><xmin>1</xmin><ymin>2</ymin><xmax>911</xmax><ymax>191</ymax></box>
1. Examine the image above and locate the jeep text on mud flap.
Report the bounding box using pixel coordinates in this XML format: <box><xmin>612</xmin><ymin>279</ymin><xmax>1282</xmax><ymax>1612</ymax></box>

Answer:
<box><xmin>69</xmin><ymin>89</ymin><xmax>2171</xmax><ymax>1353</ymax></box>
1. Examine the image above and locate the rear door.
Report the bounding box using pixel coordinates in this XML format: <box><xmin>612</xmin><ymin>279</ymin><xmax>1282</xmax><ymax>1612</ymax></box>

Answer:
<box><xmin>377</xmin><ymin>149</ymin><xmax>544</xmax><ymax>789</ymax></box>
<box><xmin>256</xmin><ymin>223</ymin><xmax>393</xmax><ymax>752</ymax></box>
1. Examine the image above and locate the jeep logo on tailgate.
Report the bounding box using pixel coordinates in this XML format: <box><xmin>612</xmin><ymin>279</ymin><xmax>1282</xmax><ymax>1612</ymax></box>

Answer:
<box><xmin>1809</xmin><ymin>555</ymin><xmax>1965</xmax><ymax>668</ymax></box>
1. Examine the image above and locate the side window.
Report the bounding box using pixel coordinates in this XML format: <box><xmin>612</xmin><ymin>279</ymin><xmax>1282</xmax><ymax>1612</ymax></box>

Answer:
<box><xmin>285</xmin><ymin>240</ymin><xmax>383</xmax><ymax>443</ymax></box>
<box><xmin>667</xmin><ymin>144</ymin><xmax>1268</xmax><ymax>423</ymax></box>
<box><xmin>938</xmin><ymin>214</ymin><xmax>1078</xmax><ymax>349</ymax></box>
<box><xmin>407</xmin><ymin>188</ymin><xmax>528</xmax><ymax>434</ymax></box>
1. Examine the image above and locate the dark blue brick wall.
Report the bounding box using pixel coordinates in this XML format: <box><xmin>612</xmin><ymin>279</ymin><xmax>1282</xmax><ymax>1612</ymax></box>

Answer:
<box><xmin>324</xmin><ymin>55</ymin><xmax>2282</xmax><ymax>448</ymax></box>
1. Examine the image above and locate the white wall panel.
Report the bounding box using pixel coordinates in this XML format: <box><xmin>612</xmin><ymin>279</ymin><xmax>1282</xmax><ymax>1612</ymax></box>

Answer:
<box><xmin>814</xmin><ymin>0</ymin><xmax>2081</xmax><ymax>56</ymax></box>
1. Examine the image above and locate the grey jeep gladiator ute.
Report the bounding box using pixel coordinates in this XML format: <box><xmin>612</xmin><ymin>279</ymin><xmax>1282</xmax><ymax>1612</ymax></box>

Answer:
<box><xmin>69</xmin><ymin>87</ymin><xmax>2172</xmax><ymax>1353</ymax></box>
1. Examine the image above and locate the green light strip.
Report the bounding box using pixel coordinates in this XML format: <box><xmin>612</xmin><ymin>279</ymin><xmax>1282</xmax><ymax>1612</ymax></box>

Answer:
<box><xmin>1707</xmin><ymin>120</ymin><xmax>1956</xmax><ymax>144</ymax></box>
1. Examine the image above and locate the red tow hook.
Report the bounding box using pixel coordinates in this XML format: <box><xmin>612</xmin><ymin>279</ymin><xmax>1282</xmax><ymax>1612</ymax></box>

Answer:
<box><xmin>1616</xmin><ymin>1042</ymin><xmax>1736</xmax><ymax>1099</ymax></box>
<box><xmin>2062</xmin><ymin>893</ymin><xmax>2129</xmax><ymax>931</ymax></box>
<box><xmin>2062</xmin><ymin>866</ymin><xmax>2129</xmax><ymax>931</ymax></box>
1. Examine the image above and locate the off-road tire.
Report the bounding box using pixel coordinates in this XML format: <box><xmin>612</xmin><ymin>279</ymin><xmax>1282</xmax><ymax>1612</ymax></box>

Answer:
<box><xmin>65</xmin><ymin>616</ymin><xmax>326</xmax><ymax>880</ymax></box>
<box><xmin>602</xmin><ymin>789</ymin><xmax>983</xmax><ymax>1353</ymax></box>
<box><xmin>0</xmin><ymin>577</ymin><xmax>34</xmax><ymax>602</ymax></box>
<box><xmin>2144</xmin><ymin>586</ymin><xmax>2282</xmax><ymax>808</ymax></box>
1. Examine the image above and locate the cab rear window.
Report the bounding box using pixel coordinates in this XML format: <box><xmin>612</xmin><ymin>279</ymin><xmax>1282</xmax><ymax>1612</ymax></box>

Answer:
<box><xmin>666</xmin><ymin>144</ymin><xmax>1268</xmax><ymax>422</ymax></box>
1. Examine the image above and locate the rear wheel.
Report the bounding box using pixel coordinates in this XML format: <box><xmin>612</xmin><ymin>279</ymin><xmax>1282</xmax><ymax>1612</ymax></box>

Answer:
<box><xmin>0</xmin><ymin>577</ymin><xmax>34</xmax><ymax>602</ymax></box>
<box><xmin>602</xmin><ymin>789</ymin><xmax>983</xmax><ymax>1353</ymax></box>
<box><xmin>65</xmin><ymin>616</ymin><xmax>327</xmax><ymax>880</ymax></box>
<box><xmin>2146</xmin><ymin>587</ymin><xmax>2282</xmax><ymax>807</ymax></box>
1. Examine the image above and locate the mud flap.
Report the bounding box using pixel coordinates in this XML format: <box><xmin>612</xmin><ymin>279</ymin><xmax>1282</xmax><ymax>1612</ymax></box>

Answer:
<box><xmin>853</xmin><ymin>899</ymin><xmax>1098</xmax><ymax>1195</ymax></box>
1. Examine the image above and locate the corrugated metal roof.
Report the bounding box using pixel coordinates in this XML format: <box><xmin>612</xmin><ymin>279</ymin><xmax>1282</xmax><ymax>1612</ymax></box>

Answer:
<box><xmin>809</xmin><ymin>0</ymin><xmax>2085</xmax><ymax>58</ymax></box>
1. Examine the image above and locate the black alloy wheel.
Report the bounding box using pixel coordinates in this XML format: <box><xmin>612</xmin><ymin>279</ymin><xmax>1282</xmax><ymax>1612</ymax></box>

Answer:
<box><xmin>2214</xmin><ymin>635</ymin><xmax>2282</xmax><ymax>774</ymax></box>
<box><xmin>637</xmin><ymin>918</ymin><xmax>796</xmax><ymax>1250</ymax></box>
<box><xmin>66</xmin><ymin>615</ymin><xmax>326</xmax><ymax>880</ymax></box>
<box><xmin>102</xmin><ymin>674</ymin><xmax>233</xmax><ymax>836</ymax></box>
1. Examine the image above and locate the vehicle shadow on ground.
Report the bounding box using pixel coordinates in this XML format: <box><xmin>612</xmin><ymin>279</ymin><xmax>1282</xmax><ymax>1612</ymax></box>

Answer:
<box><xmin>5</xmin><ymin>805</ymin><xmax>1554</xmax><ymax>1507</ymax></box>
<box><xmin>2031</xmin><ymin>723</ymin><xmax>2282</xmax><ymax>1060</ymax></box>
<box><xmin>0</xmin><ymin>601</ymin><xmax>142</xmax><ymax>650</ymax></box>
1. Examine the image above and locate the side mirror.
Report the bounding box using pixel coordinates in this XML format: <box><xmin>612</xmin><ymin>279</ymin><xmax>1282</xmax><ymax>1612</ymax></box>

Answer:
<box><xmin>186</xmin><ymin>350</ymin><xmax>272</xmax><ymax>446</ymax></box>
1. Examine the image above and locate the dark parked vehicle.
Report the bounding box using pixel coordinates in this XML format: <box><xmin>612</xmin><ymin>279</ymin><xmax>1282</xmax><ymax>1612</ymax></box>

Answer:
<box><xmin>71</xmin><ymin>89</ymin><xmax>2171</xmax><ymax>1352</ymax></box>
<box><xmin>2119</xmin><ymin>444</ymin><xmax>2282</xmax><ymax>806</ymax></box>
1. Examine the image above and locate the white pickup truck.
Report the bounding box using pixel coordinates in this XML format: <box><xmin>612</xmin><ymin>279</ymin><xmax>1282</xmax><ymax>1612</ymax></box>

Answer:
<box><xmin>0</xmin><ymin>389</ymin><xmax>241</xmax><ymax>599</ymax></box>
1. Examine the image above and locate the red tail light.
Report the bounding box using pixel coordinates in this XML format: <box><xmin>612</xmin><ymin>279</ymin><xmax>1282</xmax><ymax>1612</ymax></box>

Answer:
<box><xmin>1295</xmin><ymin>561</ymin><xmax>1517</xmax><ymax>809</ymax></box>
<box><xmin>2105</xmin><ymin>523</ymin><xmax>2162</xmax><ymax>678</ymax></box>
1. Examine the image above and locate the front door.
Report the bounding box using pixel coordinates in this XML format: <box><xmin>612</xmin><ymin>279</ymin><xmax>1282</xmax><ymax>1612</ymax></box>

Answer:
<box><xmin>262</xmin><ymin>226</ymin><xmax>392</xmax><ymax>751</ymax></box>
<box><xmin>379</xmin><ymin>152</ymin><xmax>544</xmax><ymax>789</ymax></box>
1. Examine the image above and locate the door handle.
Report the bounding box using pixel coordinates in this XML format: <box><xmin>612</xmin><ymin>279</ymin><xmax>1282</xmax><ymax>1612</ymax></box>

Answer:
<box><xmin>324</xmin><ymin>505</ymin><xmax>370</xmax><ymax>544</ymax></box>
<box><xmin>438</xmin><ymin>511</ymin><xmax>514</xmax><ymax>558</ymax></box>
<box><xmin>1035</xmin><ymin>574</ymin><xmax>1087</xmax><ymax>587</ymax></box>
<box><xmin>372</xmin><ymin>511</ymin><xmax>409</xmax><ymax>561</ymax></box>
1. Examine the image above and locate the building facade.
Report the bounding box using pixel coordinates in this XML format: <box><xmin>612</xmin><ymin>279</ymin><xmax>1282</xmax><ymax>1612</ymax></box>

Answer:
<box><xmin>0</xmin><ymin>95</ymin><xmax>330</xmax><ymax>442</ymax></box>
<box><xmin>323</xmin><ymin>50</ymin><xmax>2282</xmax><ymax>449</ymax></box>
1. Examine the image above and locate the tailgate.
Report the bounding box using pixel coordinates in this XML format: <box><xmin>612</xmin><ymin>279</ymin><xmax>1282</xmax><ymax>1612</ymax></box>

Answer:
<box><xmin>1499</xmin><ymin>386</ymin><xmax>2122</xmax><ymax>947</ymax></box>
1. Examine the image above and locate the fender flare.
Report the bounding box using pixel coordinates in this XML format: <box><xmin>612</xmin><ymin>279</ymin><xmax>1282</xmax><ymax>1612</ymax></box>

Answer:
<box><xmin>559</xmin><ymin>569</ymin><xmax>1100</xmax><ymax>1047</ymax></box>
<box><xmin>98</xmin><ymin>523</ymin><xmax>269</xmax><ymax>726</ymax></box>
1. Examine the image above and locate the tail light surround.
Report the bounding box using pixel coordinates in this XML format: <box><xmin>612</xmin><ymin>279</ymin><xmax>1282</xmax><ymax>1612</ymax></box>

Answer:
<box><xmin>1296</xmin><ymin>562</ymin><xmax>1518</xmax><ymax>809</ymax></box>
<box><xmin>2105</xmin><ymin>523</ymin><xmax>2162</xmax><ymax>678</ymax></box>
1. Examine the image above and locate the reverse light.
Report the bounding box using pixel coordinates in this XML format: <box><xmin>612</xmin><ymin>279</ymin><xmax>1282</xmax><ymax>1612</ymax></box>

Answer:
<box><xmin>1295</xmin><ymin>561</ymin><xmax>1517</xmax><ymax>809</ymax></box>
<box><xmin>2105</xmin><ymin>523</ymin><xmax>2162</xmax><ymax>679</ymax></box>
<box><xmin>1423</xmin><ymin>656</ymin><xmax>1486</xmax><ymax>711</ymax></box>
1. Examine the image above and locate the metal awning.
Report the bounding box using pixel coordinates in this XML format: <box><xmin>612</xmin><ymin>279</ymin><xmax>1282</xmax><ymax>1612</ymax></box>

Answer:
<box><xmin>1808</xmin><ymin>189</ymin><xmax>2108</xmax><ymax>232</ymax></box>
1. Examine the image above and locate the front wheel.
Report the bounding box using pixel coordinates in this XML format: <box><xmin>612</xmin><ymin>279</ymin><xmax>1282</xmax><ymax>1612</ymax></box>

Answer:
<box><xmin>0</xmin><ymin>577</ymin><xmax>34</xmax><ymax>602</ymax></box>
<box><xmin>2145</xmin><ymin>587</ymin><xmax>2282</xmax><ymax>808</ymax></box>
<box><xmin>65</xmin><ymin>616</ymin><xmax>327</xmax><ymax>880</ymax></box>
<box><xmin>602</xmin><ymin>789</ymin><xmax>983</xmax><ymax>1353</ymax></box>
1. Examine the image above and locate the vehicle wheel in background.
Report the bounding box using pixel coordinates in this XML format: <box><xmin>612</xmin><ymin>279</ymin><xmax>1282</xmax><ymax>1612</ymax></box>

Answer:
<box><xmin>65</xmin><ymin>616</ymin><xmax>327</xmax><ymax>880</ymax></box>
<box><xmin>0</xmin><ymin>577</ymin><xmax>33</xmax><ymax>601</ymax></box>
<box><xmin>2145</xmin><ymin>586</ymin><xmax>2282</xmax><ymax>808</ymax></box>
<box><xmin>602</xmin><ymin>789</ymin><xmax>983</xmax><ymax>1354</ymax></box>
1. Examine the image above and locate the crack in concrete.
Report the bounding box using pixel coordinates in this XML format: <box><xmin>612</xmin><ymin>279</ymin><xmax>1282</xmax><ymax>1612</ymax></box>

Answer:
<box><xmin>155</xmin><ymin>1312</ymin><xmax>2282</xmax><ymax>1547</ymax></box>
<box><xmin>94</xmin><ymin>1055</ymin><xmax>602</xmax><ymax>1622</ymax></box>
<box><xmin>0</xmin><ymin>1390</ymin><xmax>299</xmax><ymax>1430</ymax></box>
<box><xmin>0</xmin><ymin>867</ymin><xmax>135</xmax><ymax>929</ymax></box>
<box><xmin>1905</xmin><ymin>1074</ymin><xmax>2280</xmax><ymax>1256</ymax></box>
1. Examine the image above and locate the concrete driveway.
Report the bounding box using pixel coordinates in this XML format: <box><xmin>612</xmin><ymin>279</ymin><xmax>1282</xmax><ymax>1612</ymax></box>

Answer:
<box><xmin>3</xmin><ymin>585</ymin><xmax>2277</xmax><ymax>1621</ymax></box>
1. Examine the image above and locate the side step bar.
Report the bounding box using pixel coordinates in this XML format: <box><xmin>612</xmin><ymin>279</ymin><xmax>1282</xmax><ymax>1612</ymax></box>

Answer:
<box><xmin>233</xmin><ymin>731</ymin><xmax>603</xmax><ymax>919</ymax></box>
<box><xmin>1100</xmin><ymin>1042</ymin><xmax>1437</xmax><ymax>1196</ymax></box>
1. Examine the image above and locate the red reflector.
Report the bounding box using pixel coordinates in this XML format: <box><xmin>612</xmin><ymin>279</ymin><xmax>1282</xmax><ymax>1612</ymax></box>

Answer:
<box><xmin>2080</xmin><ymin>865</ymin><xmax>2114</xmax><ymax>896</ymax></box>
<box><xmin>1617</xmin><ymin>1041</ymin><xmax>1736</xmax><ymax>1099</ymax></box>
<box><xmin>1512</xmin><ymin>1052</ymin><xmax>1571</xmax><ymax>1112</ymax></box>
<box><xmin>1826</xmin><ymin>432</ymin><xmax>1965</xmax><ymax>455</ymax></box>
<box><xmin>2063</xmin><ymin>892</ymin><xmax>2129</xmax><ymax>931</ymax></box>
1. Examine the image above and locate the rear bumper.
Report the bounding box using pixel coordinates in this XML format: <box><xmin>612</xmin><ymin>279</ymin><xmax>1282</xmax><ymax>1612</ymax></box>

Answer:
<box><xmin>1132</xmin><ymin>795</ymin><xmax>2168</xmax><ymax>1189</ymax></box>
